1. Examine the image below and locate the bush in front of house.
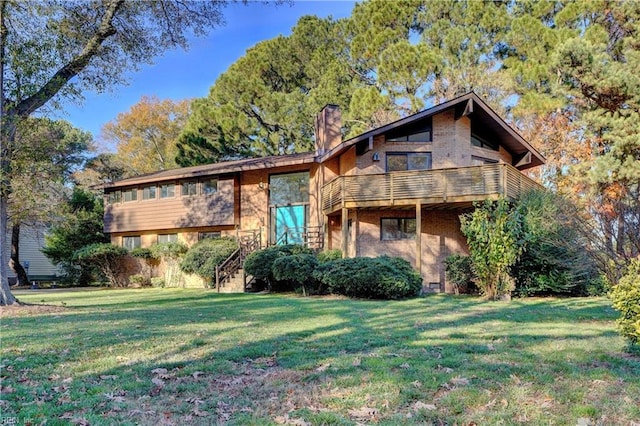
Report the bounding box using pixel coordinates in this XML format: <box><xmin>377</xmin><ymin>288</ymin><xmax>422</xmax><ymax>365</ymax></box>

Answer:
<box><xmin>316</xmin><ymin>249</ymin><xmax>342</xmax><ymax>263</ymax></box>
<box><xmin>149</xmin><ymin>242</ymin><xmax>188</xmax><ymax>287</ymax></box>
<box><xmin>272</xmin><ymin>253</ymin><xmax>322</xmax><ymax>296</ymax></box>
<box><xmin>610</xmin><ymin>259</ymin><xmax>640</xmax><ymax>346</ymax></box>
<box><xmin>73</xmin><ymin>243</ymin><xmax>128</xmax><ymax>287</ymax></box>
<box><xmin>313</xmin><ymin>256</ymin><xmax>422</xmax><ymax>299</ymax></box>
<box><xmin>180</xmin><ymin>237</ymin><xmax>239</xmax><ymax>280</ymax></box>
<box><xmin>244</xmin><ymin>244</ymin><xmax>314</xmax><ymax>290</ymax></box>
<box><xmin>444</xmin><ymin>254</ymin><xmax>476</xmax><ymax>294</ymax></box>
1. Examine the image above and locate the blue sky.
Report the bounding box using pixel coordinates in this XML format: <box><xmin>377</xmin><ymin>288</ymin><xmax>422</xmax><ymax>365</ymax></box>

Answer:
<box><xmin>58</xmin><ymin>1</ymin><xmax>357</xmax><ymax>149</ymax></box>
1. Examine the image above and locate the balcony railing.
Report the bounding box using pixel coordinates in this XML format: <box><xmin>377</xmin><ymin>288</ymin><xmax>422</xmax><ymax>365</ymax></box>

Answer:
<box><xmin>321</xmin><ymin>163</ymin><xmax>542</xmax><ymax>213</ymax></box>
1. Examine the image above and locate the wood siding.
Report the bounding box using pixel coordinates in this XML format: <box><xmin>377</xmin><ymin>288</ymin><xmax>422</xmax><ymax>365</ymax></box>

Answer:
<box><xmin>105</xmin><ymin>178</ymin><xmax>236</xmax><ymax>233</ymax></box>
<box><xmin>322</xmin><ymin>163</ymin><xmax>541</xmax><ymax>214</ymax></box>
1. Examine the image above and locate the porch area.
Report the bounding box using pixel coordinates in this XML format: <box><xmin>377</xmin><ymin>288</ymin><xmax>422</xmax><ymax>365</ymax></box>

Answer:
<box><xmin>321</xmin><ymin>163</ymin><xmax>542</xmax><ymax>214</ymax></box>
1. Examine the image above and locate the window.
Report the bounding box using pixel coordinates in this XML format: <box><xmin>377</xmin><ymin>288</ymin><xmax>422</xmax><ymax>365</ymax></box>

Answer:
<box><xmin>386</xmin><ymin>119</ymin><xmax>432</xmax><ymax>143</ymax></box>
<box><xmin>122</xmin><ymin>188</ymin><xmax>137</xmax><ymax>202</ymax></box>
<box><xmin>107</xmin><ymin>191</ymin><xmax>121</xmax><ymax>204</ymax></box>
<box><xmin>471</xmin><ymin>155</ymin><xmax>498</xmax><ymax>165</ymax></box>
<box><xmin>198</xmin><ymin>231</ymin><xmax>221</xmax><ymax>241</ymax></box>
<box><xmin>386</xmin><ymin>152</ymin><xmax>432</xmax><ymax>172</ymax></box>
<box><xmin>269</xmin><ymin>172</ymin><xmax>309</xmax><ymax>205</ymax></box>
<box><xmin>182</xmin><ymin>181</ymin><xmax>197</xmax><ymax>196</ymax></box>
<box><xmin>381</xmin><ymin>218</ymin><xmax>416</xmax><ymax>241</ymax></box>
<box><xmin>202</xmin><ymin>178</ymin><xmax>218</xmax><ymax>195</ymax></box>
<box><xmin>471</xmin><ymin>133</ymin><xmax>499</xmax><ymax>151</ymax></box>
<box><xmin>122</xmin><ymin>236</ymin><xmax>141</xmax><ymax>250</ymax></box>
<box><xmin>160</xmin><ymin>183</ymin><xmax>175</xmax><ymax>198</ymax></box>
<box><xmin>142</xmin><ymin>185</ymin><xmax>156</xmax><ymax>200</ymax></box>
<box><xmin>157</xmin><ymin>234</ymin><xmax>178</xmax><ymax>244</ymax></box>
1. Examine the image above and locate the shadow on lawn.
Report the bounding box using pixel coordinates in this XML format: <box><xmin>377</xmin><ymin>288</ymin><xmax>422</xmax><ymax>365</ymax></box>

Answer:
<box><xmin>3</xmin><ymin>293</ymin><xmax>638</xmax><ymax>424</ymax></box>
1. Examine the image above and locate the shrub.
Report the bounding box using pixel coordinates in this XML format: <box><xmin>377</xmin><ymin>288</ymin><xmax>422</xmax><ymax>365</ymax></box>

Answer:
<box><xmin>73</xmin><ymin>243</ymin><xmax>128</xmax><ymax>287</ymax></box>
<box><xmin>444</xmin><ymin>254</ymin><xmax>475</xmax><ymax>294</ymax></box>
<box><xmin>149</xmin><ymin>242</ymin><xmax>188</xmax><ymax>287</ymax></box>
<box><xmin>180</xmin><ymin>237</ymin><xmax>239</xmax><ymax>280</ymax></box>
<box><xmin>313</xmin><ymin>256</ymin><xmax>422</xmax><ymax>299</ymax></box>
<box><xmin>460</xmin><ymin>198</ymin><xmax>523</xmax><ymax>300</ymax></box>
<box><xmin>317</xmin><ymin>249</ymin><xmax>342</xmax><ymax>263</ymax></box>
<box><xmin>150</xmin><ymin>277</ymin><xmax>165</xmax><ymax>288</ymax></box>
<box><xmin>244</xmin><ymin>245</ymin><xmax>313</xmax><ymax>290</ymax></box>
<box><xmin>512</xmin><ymin>190</ymin><xmax>600</xmax><ymax>297</ymax></box>
<box><xmin>129</xmin><ymin>274</ymin><xmax>150</xmax><ymax>287</ymax></box>
<box><xmin>610</xmin><ymin>259</ymin><xmax>640</xmax><ymax>346</ymax></box>
<box><xmin>272</xmin><ymin>253</ymin><xmax>321</xmax><ymax>296</ymax></box>
<box><xmin>130</xmin><ymin>247</ymin><xmax>155</xmax><ymax>260</ymax></box>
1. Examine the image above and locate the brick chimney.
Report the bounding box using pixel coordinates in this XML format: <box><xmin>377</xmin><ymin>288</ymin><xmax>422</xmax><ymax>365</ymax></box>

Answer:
<box><xmin>314</xmin><ymin>104</ymin><xmax>342</xmax><ymax>155</ymax></box>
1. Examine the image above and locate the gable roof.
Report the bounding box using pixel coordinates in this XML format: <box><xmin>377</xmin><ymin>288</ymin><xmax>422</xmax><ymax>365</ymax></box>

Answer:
<box><xmin>319</xmin><ymin>92</ymin><xmax>545</xmax><ymax>169</ymax></box>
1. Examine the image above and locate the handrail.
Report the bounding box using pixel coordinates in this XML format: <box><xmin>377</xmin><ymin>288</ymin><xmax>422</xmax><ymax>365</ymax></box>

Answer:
<box><xmin>214</xmin><ymin>229</ymin><xmax>262</xmax><ymax>292</ymax></box>
<box><xmin>321</xmin><ymin>163</ymin><xmax>542</xmax><ymax>213</ymax></box>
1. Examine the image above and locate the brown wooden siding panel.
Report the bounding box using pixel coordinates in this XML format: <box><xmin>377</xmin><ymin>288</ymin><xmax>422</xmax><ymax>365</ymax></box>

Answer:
<box><xmin>105</xmin><ymin>179</ymin><xmax>235</xmax><ymax>233</ymax></box>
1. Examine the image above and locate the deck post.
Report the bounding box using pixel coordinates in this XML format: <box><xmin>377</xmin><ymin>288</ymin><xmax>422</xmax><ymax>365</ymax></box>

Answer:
<box><xmin>341</xmin><ymin>207</ymin><xmax>348</xmax><ymax>258</ymax></box>
<box><xmin>416</xmin><ymin>202</ymin><xmax>422</xmax><ymax>275</ymax></box>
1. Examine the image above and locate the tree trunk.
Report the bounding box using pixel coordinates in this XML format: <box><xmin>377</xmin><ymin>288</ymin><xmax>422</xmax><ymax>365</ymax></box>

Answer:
<box><xmin>9</xmin><ymin>221</ymin><xmax>29</xmax><ymax>285</ymax></box>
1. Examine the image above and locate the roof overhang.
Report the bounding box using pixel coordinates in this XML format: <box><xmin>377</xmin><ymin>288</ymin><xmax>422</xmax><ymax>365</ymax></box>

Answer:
<box><xmin>103</xmin><ymin>152</ymin><xmax>317</xmax><ymax>189</ymax></box>
<box><xmin>319</xmin><ymin>92</ymin><xmax>545</xmax><ymax>170</ymax></box>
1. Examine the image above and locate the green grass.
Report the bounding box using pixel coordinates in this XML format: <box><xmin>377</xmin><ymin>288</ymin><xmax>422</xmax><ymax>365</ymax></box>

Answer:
<box><xmin>1</xmin><ymin>289</ymin><xmax>639</xmax><ymax>425</ymax></box>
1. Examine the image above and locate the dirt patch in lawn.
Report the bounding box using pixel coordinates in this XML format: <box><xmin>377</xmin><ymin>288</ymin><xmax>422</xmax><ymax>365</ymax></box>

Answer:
<box><xmin>0</xmin><ymin>303</ymin><xmax>67</xmax><ymax>317</ymax></box>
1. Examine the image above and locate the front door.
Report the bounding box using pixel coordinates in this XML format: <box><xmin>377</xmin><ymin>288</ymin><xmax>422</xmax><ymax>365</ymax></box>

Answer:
<box><xmin>273</xmin><ymin>205</ymin><xmax>306</xmax><ymax>244</ymax></box>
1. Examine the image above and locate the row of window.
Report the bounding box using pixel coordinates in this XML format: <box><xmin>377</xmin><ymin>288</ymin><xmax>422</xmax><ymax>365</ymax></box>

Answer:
<box><xmin>122</xmin><ymin>232</ymin><xmax>222</xmax><ymax>250</ymax></box>
<box><xmin>108</xmin><ymin>179</ymin><xmax>219</xmax><ymax>204</ymax></box>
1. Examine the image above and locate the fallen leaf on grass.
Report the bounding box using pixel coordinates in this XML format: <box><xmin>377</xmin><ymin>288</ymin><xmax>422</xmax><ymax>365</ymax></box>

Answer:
<box><xmin>151</xmin><ymin>377</ymin><xmax>165</xmax><ymax>387</ymax></box>
<box><xmin>413</xmin><ymin>401</ymin><xmax>436</xmax><ymax>411</ymax></box>
<box><xmin>192</xmin><ymin>371</ymin><xmax>204</xmax><ymax>379</ymax></box>
<box><xmin>151</xmin><ymin>368</ymin><xmax>168</xmax><ymax>375</ymax></box>
<box><xmin>0</xmin><ymin>385</ymin><xmax>14</xmax><ymax>393</ymax></box>
<box><xmin>353</xmin><ymin>357</ymin><xmax>361</xmax><ymax>367</ymax></box>
<box><xmin>191</xmin><ymin>408</ymin><xmax>209</xmax><ymax>417</ymax></box>
<box><xmin>399</xmin><ymin>363</ymin><xmax>411</xmax><ymax>369</ymax></box>
<box><xmin>315</xmin><ymin>363</ymin><xmax>331</xmax><ymax>372</ymax></box>
<box><xmin>348</xmin><ymin>406</ymin><xmax>379</xmax><ymax>420</ymax></box>
<box><xmin>100</xmin><ymin>375</ymin><xmax>118</xmax><ymax>380</ymax></box>
<box><xmin>450</xmin><ymin>376</ymin><xmax>470</xmax><ymax>386</ymax></box>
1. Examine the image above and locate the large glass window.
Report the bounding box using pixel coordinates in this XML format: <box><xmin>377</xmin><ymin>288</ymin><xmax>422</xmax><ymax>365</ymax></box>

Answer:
<box><xmin>122</xmin><ymin>236</ymin><xmax>141</xmax><ymax>250</ymax></box>
<box><xmin>381</xmin><ymin>218</ymin><xmax>416</xmax><ymax>241</ymax></box>
<box><xmin>198</xmin><ymin>231</ymin><xmax>221</xmax><ymax>241</ymax></box>
<box><xmin>142</xmin><ymin>185</ymin><xmax>156</xmax><ymax>200</ymax></box>
<box><xmin>386</xmin><ymin>152</ymin><xmax>432</xmax><ymax>172</ymax></box>
<box><xmin>160</xmin><ymin>183</ymin><xmax>175</xmax><ymax>198</ymax></box>
<box><xmin>471</xmin><ymin>133</ymin><xmax>499</xmax><ymax>151</ymax></box>
<box><xmin>269</xmin><ymin>172</ymin><xmax>309</xmax><ymax>205</ymax></box>
<box><xmin>386</xmin><ymin>119</ymin><xmax>432</xmax><ymax>142</ymax></box>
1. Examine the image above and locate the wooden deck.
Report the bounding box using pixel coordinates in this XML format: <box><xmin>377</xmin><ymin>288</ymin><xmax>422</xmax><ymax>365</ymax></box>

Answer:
<box><xmin>321</xmin><ymin>163</ymin><xmax>542</xmax><ymax>214</ymax></box>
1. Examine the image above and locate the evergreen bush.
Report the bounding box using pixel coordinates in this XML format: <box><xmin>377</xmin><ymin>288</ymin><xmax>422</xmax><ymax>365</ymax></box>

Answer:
<box><xmin>610</xmin><ymin>259</ymin><xmax>640</xmax><ymax>346</ymax></box>
<box><xmin>272</xmin><ymin>253</ymin><xmax>321</xmax><ymax>296</ymax></box>
<box><xmin>444</xmin><ymin>254</ymin><xmax>475</xmax><ymax>294</ymax></box>
<box><xmin>313</xmin><ymin>256</ymin><xmax>421</xmax><ymax>299</ymax></box>
<box><xmin>73</xmin><ymin>243</ymin><xmax>128</xmax><ymax>287</ymax></box>
<box><xmin>180</xmin><ymin>237</ymin><xmax>238</xmax><ymax>279</ymax></box>
<box><xmin>244</xmin><ymin>244</ymin><xmax>313</xmax><ymax>290</ymax></box>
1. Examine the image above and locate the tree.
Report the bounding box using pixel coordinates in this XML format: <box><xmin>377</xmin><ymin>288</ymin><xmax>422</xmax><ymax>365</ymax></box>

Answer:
<box><xmin>8</xmin><ymin>118</ymin><xmax>92</xmax><ymax>285</ymax></box>
<box><xmin>42</xmin><ymin>187</ymin><xmax>109</xmax><ymax>285</ymax></box>
<box><xmin>1</xmin><ymin>0</ymin><xmax>233</xmax><ymax>305</ymax></box>
<box><xmin>178</xmin><ymin>15</ymin><xmax>359</xmax><ymax>166</ymax></box>
<box><xmin>102</xmin><ymin>95</ymin><xmax>190</xmax><ymax>176</ymax></box>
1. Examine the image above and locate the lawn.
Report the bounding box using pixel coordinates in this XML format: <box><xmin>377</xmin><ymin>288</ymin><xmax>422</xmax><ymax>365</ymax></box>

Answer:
<box><xmin>1</xmin><ymin>289</ymin><xmax>639</xmax><ymax>425</ymax></box>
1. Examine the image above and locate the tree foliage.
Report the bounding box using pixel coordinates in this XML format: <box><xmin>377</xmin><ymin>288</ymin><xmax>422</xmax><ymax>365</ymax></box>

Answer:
<box><xmin>460</xmin><ymin>199</ymin><xmax>524</xmax><ymax>300</ymax></box>
<box><xmin>102</xmin><ymin>95</ymin><xmax>189</xmax><ymax>176</ymax></box>
<box><xmin>610</xmin><ymin>259</ymin><xmax>640</xmax><ymax>346</ymax></box>
<box><xmin>0</xmin><ymin>0</ymin><xmax>233</xmax><ymax>304</ymax></box>
<box><xmin>73</xmin><ymin>243</ymin><xmax>127</xmax><ymax>287</ymax></box>
<box><xmin>179</xmin><ymin>237</ymin><xmax>238</xmax><ymax>281</ymax></box>
<box><xmin>42</xmin><ymin>187</ymin><xmax>109</xmax><ymax>285</ymax></box>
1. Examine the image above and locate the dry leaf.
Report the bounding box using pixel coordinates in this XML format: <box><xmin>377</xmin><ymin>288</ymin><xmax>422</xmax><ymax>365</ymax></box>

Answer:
<box><xmin>353</xmin><ymin>357</ymin><xmax>361</xmax><ymax>367</ymax></box>
<box><xmin>100</xmin><ymin>375</ymin><xmax>118</xmax><ymax>380</ymax></box>
<box><xmin>450</xmin><ymin>376</ymin><xmax>470</xmax><ymax>386</ymax></box>
<box><xmin>192</xmin><ymin>371</ymin><xmax>204</xmax><ymax>379</ymax></box>
<box><xmin>348</xmin><ymin>407</ymin><xmax>379</xmax><ymax>420</ymax></box>
<box><xmin>151</xmin><ymin>377</ymin><xmax>165</xmax><ymax>387</ymax></box>
<box><xmin>151</xmin><ymin>368</ymin><xmax>168</xmax><ymax>375</ymax></box>
<box><xmin>413</xmin><ymin>401</ymin><xmax>436</xmax><ymax>411</ymax></box>
<box><xmin>399</xmin><ymin>363</ymin><xmax>411</xmax><ymax>369</ymax></box>
<box><xmin>315</xmin><ymin>363</ymin><xmax>331</xmax><ymax>372</ymax></box>
<box><xmin>192</xmin><ymin>408</ymin><xmax>209</xmax><ymax>417</ymax></box>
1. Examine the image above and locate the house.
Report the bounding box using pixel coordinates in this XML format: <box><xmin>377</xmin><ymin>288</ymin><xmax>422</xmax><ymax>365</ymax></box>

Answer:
<box><xmin>103</xmin><ymin>92</ymin><xmax>544</xmax><ymax>292</ymax></box>
<box><xmin>5</xmin><ymin>224</ymin><xmax>61</xmax><ymax>285</ymax></box>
